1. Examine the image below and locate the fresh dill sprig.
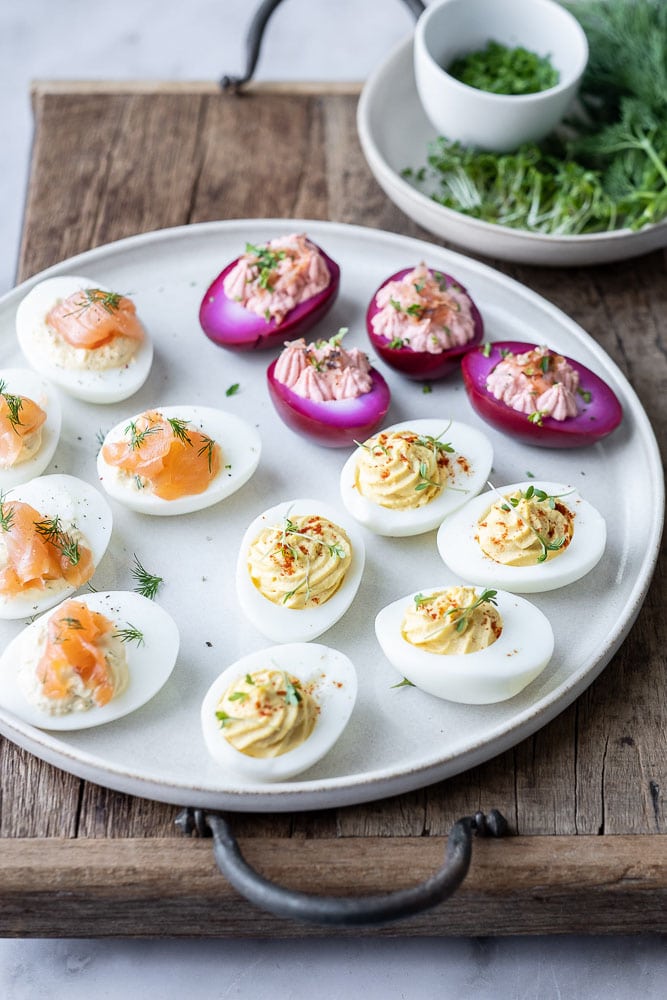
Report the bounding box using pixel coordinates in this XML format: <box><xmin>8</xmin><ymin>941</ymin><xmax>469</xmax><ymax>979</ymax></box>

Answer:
<box><xmin>66</xmin><ymin>288</ymin><xmax>124</xmax><ymax>316</ymax></box>
<box><xmin>0</xmin><ymin>493</ymin><xmax>14</xmax><ymax>532</ymax></box>
<box><xmin>33</xmin><ymin>515</ymin><xmax>80</xmax><ymax>566</ymax></box>
<box><xmin>125</xmin><ymin>419</ymin><xmax>160</xmax><ymax>451</ymax></box>
<box><xmin>196</xmin><ymin>434</ymin><xmax>216</xmax><ymax>473</ymax></box>
<box><xmin>131</xmin><ymin>554</ymin><xmax>163</xmax><ymax>600</ymax></box>
<box><xmin>166</xmin><ymin>417</ymin><xmax>193</xmax><ymax>446</ymax></box>
<box><xmin>0</xmin><ymin>381</ymin><xmax>24</xmax><ymax>431</ymax></box>
<box><xmin>114</xmin><ymin>622</ymin><xmax>145</xmax><ymax>646</ymax></box>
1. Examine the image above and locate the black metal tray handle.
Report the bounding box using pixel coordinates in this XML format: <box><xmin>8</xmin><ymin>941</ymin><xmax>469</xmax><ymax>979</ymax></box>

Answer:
<box><xmin>221</xmin><ymin>0</ymin><xmax>427</xmax><ymax>91</ymax></box>
<box><xmin>176</xmin><ymin>807</ymin><xmax>508</xmax><ymax>926</ymax></box>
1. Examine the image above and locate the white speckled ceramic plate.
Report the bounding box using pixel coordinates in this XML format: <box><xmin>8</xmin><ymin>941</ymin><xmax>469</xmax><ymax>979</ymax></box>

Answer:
<box><xmin>0</xmin><ymin>219</ymin><xmax>661</xmax><ymax>811</ymax></box>
<box><xmin>358</xmin><ymin>37</ymin><xmax>667</xmax><ymax>267</ymax></box>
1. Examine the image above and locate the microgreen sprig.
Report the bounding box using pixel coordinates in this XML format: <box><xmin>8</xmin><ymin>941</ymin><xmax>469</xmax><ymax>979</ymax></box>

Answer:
<box><xmin>447</xmin><ymin>589</ymin><xmax>498</xmax><ymax>634</ymax></box>
<box><xmin>283</xmin><ymin>672</ymin><xmax>303</xmax><ymax>706</ymax></box>
<box><xmin>415</xmin><ymin>460</ymin><xmax>441</xmax><ymax>493</ymax></box>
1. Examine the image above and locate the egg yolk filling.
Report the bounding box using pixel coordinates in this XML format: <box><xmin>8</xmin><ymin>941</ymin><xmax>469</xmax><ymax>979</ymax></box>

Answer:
<box><xmin>477</xmin><ymin>488</ymin><xmax>574</xmax><ymax>566</ymax></box>
<box><xmin>0</xmin><ymin>500</ymin><xmax>94</xmax><ymax>597</ymax></box>
<box><xmin>485</xmin><ymin>346</ymin><xmax>580</xmax><ymax>423</ymax></box>
<box><xmin>0</xmin><ymin>387</ymin><xmax>47</xmax><ymax>469</ymax></box>
<box><xmin>102</xmin><ymin>411</ymin><xmax>221</xmax><ymax>501</ymax></box>
<box><xmin>21</xmin><ymin>599</ymin><xmax>128</xmax><ymax>716</ymax></box>
<box><xmin>402</xmin><ymin>586</ymin><xmax>502</xmax><ymax>655</ymax></box>
<box><xmin>46</xmin><ymin>289</ymin><xmax>144</xmax><ymax>351</ymax></box>
<box><xmin>223</xmin><ymin>233</ymin><xmax>331</xmax><ymax>325</ymax></box>
<box><xmin>216</xmin><ymin>668</ymin><xmax>318</xmax><ymax>758</ymax></box>
<box><xmin>247</xmin><ymin>513</ymin><xmax>352</xmax><ymax>610</ymax></box>
<box><xmin>355</xmin><ymin>429</ymin><xmax>463</xmax><ymax>510</ymax></box>
<box><xmin>371</xmin><ymin>264</ymin><xmax>476</xmax><ymax>354</ymax></box>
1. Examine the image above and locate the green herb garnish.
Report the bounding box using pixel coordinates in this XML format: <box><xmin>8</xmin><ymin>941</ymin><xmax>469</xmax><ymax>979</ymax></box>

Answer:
<box><xmin>66</xmin><ymin>288</ymin><xmax>124</xmax><ymax>317</ymax></box>
<box><xmin>415</xmin><ymin>460</ymin><xmax>441</xmax><ymax>493</ymax></box>
<box><xmin>0</xmin><ymin>380</ymin><xmax>24</xmax><ymax>431</ymax></box>
<box><xmin>131</xmin><ymin>554</ymin><xmax>163</xmax><ymax>600</ymax></box>
<box><xmin>449</xmin><ymin>40</ymin><xmax>559</xmax><ymax>96</ymax></box>
<box><xmin>229</xmin><ymin>690</ymin><xmax>249</xmax><ymax>703</ymax></box>
<box><xmin>167</xmin><ymin>417</ymin><xmax>193</xmax><ymax>445</ymax></box>
<box><xmin>33</xmin><ymin>516</ymin><xmax>80</xmax><ymax>566</ymax></box>
<box><xmin>225</xmin><ymin>383</ymin><xmax>240</xmax><ymax>397</ymax></box>
<box><xmin>245</xmin><ymin>242</ymin><xmax>287</xmax><ymax>290</ymax></box>
<box><xmin>283</xmin><ymin>673</ymin><xmax>303</xmax><ymax>706</ymax></box>
<box><xmin>196</xmin><ymin>434</ymin><xmax>216</xmax><ymax>473</ymax></box>
<box><xmin>114</xmin><ymin>622</ymin><xmax>145</xmax><ymax>646</ymax></box>
<box><xmin>447</xmin><ymin>589</ymin><xmax>498</xmax><ymax>634</ymax></box>
<box><xmin>0</xmin><ymin>493</ymin><xmax>14</xmax><ymax>532</ymax></box>
<box><xmin>391</xmin><ymin>677</ymin><xmax>416</xmax><ymax>689</ymax></box>
<box><xmin>125</xmin><ymin>419</ymin><xmax>160</xmax><ymax>451</ymax></box>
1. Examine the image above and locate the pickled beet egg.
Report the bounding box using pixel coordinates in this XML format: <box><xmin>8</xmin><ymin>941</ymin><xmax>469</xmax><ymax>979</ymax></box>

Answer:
<box><xmin>366</xmin><ymin>266</ymin><xmax>484</xmax><ymax>381</ymax></box>
<box><xmin>199</xmin><ymin>239</ymin><xmax>340</xmax><ymax>351</ymax></box>
<box><xmin>461</xmin><ymin>341</ymin><xmax>623</xmax><ymax>448</ymax></box>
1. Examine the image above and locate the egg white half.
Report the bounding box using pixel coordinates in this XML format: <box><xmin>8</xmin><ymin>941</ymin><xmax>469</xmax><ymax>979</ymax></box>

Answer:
<box><xmin>236</xmin><ymin>497</ymin><xmax>366</xmax><ymax>643</ymax></box>
<box><xmin>201</xmin><ymin>642</ymin><xmax>357</xmax><ymax>781</ymax></box>
<box><xmin>375</xmin><ymin>586</ymin><xmax>554</xmax><ymax>704</ymax></box>
<box><xmin>339</xmin><ymin>418</ymin><xmax>493</xmax><ymax>537</ymax></box>
<box><xmin>16</xmin><ymin>275</ymin><xmax>153</xmax><ymax>404</ymax></box>
<box><xmin>0</xmin><ymin>473</ymin><xmax>113</xmax><ymax>619</ymax></box>
<box><xmin>0</xmin><ymin>590</ymin><xmax>179</xmax><ymax>730</ymax></box>
<box><xmin>97</xmin><ymin>405</ymin><xmax>262</xmax><ymax>516</ymax></box>
<box><xmin>0</xmin><ymin>368</ymin><xmax>62</xmax><ymax>489</ymax></box>
<box><xmin>437</xmin><ymin>481</ymin><xmax>606</xmax><ymax>594</ymax></box>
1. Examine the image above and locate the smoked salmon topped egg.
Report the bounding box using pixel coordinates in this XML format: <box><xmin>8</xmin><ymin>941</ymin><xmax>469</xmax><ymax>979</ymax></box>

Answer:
<box><xmin>16</xmin><ymin>275</ymin><xmax>153</xmax><ymax>403</ymax></box>
<box><xmin>0</xmin><ymin>591</ymin><xmax>179</xmax><ymax>730</ymax></box>
<box><xmin>97</xmin><ymin>405</ymin><xmax>261</xmax><ymax>515</ymax></box>
<box><xmin>0</xmin><ymin>369</ymin><xmax>61</xmax><ymax>489</ymax></box>
<box><xmin>0</xmin><ymin>474</ymin><xmax>113</xmax><ymax>620</ymax></box>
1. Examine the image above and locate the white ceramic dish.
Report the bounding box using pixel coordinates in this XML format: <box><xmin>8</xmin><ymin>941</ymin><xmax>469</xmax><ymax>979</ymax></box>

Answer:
<box><xmin>0</xmin><ymin>219</ymin><xmax>661</xmax><ymax>812</ymax></box>
<box><xmin>358</xmin><ymin>36</ymin><xmax>667</xmax><ymax>267</ymax></box>
<box><xmin>414</xmin><ymin>0</ymin><xmax>588</xmax><ymax>152</ymax></box>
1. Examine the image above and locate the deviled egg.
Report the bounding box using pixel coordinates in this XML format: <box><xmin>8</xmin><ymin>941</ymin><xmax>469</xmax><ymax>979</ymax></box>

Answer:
<box><xmin>0</xmin><ymin>591</ymin><xmax>179</xmax><ymax>730</ymax></box>
<box><xmin>199</xmin><ymin>233</ymin><xmax>340</xmax><ymax>351</ymax></box>
<box><xmin>16</xmin><ymin>275</ymin><xmax>153</xmax><ymax>403</ymax></box>
<box><xmin>0</xmin><ymin>474</ymin><xmax>113</xmax><ymax>620</ymax></box>
<box><xmin>201</xmin><ymin>642</ymin><xmax>357</xmax><ymax>781</ymax></box>
<box><xmin>0</xmin><ymin>368</ymin><xmax>61</xmax><ymax>489</ymax></box>
<box><xmin>340</xmin><ymin>418</ymin><xmax>493</xmax><ymax>537</ymax></box>
<box><xmin>97</xmin><ymin>405</ymin><xmax>261</xmax><ymax>516</ymax></box>
<box><xmin>437</xmin><ymin>481</ymin><xmax>606</xmax><ymax>593</ymax></box>
<box><xmin>236</xmin><ymin>498</ymin><xmax>365</xmax><ymax>643</ymax></box>
<box><xmin>375</xmin><ymin>584</ymin><xmax>554</xmax><ymax>704</ymax></box>
<box><xmin>366</xmin><ymin>264</ymin><xmax>483</xmax><ymax>381</ymax></box>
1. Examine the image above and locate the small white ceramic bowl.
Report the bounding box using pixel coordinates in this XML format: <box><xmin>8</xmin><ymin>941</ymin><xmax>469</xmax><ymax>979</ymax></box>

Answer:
<box><xmin>414</xmin><ymin>0</ymin><xmax>588</xmax><ymax>153</ymax></box>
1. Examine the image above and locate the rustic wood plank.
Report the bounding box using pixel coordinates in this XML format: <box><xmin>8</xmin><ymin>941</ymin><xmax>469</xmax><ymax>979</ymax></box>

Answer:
<box><xmin>0</xmin><ymin>835</ymin><xmax>665</xmax><ymax>937</ymax></box>
<box><xmin>5</xmin><ymin>85</ymin><xmax>666</xmax><ymax>877</ymax></box>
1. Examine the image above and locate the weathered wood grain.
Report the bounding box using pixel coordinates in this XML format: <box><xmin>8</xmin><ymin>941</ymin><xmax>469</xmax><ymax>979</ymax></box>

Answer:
<box><xmin>2</xmin><ymin>83</ymin><xmax>665</xmax><ymax>932</ymax></box>
<box><xmin>0</xmin><ymin>834</ymin><xmax>665</xmax><ymax>937</ymax></box>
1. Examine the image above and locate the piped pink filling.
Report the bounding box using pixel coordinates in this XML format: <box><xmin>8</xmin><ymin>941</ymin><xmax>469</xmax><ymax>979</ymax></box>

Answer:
<box><xmin>371</xmin><ymin>264</ymin><xmax>475</xmax><ymax>354</ymax></box>
<box><xmin>485</xmin><ymin>346</ymin><xmax>580</xmax><ymax>420</ymax></box>
<box><xmin>274</xmin><ymin>336</ymin><xmax>373</xmax><ymax>402</ymax></box>
<box><xmin>223</xmin><ymin>233</ymin><xmax>331</xmax><ymax>324</ymax></box>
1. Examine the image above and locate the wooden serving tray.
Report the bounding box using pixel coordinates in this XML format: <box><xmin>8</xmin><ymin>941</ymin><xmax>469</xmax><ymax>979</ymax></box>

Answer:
<box><xmin>1</xmin><ymin>82</ymin><xmax>665</xmax><ymax>937</ymax></box>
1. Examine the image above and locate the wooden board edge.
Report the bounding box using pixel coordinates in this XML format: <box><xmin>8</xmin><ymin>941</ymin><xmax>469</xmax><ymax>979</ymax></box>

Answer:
<box><xmin>29</xmin><ymin>80</ymin><xmax>363</xmax><ymax>98</ymax></box>
<box><xmin>0</xmin><ymin>834</ymin><xmax>665</xmax><ymax>937</ymax></box>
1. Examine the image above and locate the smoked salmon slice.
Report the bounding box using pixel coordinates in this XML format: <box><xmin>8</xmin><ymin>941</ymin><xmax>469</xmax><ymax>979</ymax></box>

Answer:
<box><xmin>102</xmin><ymin>411</ymin><xmax>221</xmax><ymax>500</ymax></box>
<box><xmin>0</xmin><ymin>500</ymin><xmax>94</xmax><ymax>596</ymax></box>
<box><xmin>37</xmin><ymin>599</ymin><xmax>115</xmax><ymax>706</ymax></box>
<box><xmin>0</xmin><ymin>388</ymin><xmax>47</xmax><ymax>467</ymax></box>
<box><xmin>46</xmin><ymin>288</ymin><xmax>144</xmax><ymax>349</ymax></box>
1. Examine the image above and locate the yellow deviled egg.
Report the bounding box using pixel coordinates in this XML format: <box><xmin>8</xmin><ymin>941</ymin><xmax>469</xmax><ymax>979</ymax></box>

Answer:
<box><xmin>437</xmin><ymin>481</ymin><xmax>606</xmax><ymax>593</ymax></box>
<box><xmin>236</xmin><ymin>498</ymin><xmax>365</xmax><ymax>643</ymax></box>
<box><xmin>375</xmin><ymin>584</ymin><xmax>554</xmax><ymax>704</ymax></box>
<box><xmin>339</xmin><ymin>418</ymin><xmax>493</xmax><ymax>536</ymax></box>
<box><xmin>201</xmin><ymin>642</ymin><xmax>357</xmax><ymax>781</ymax></box>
